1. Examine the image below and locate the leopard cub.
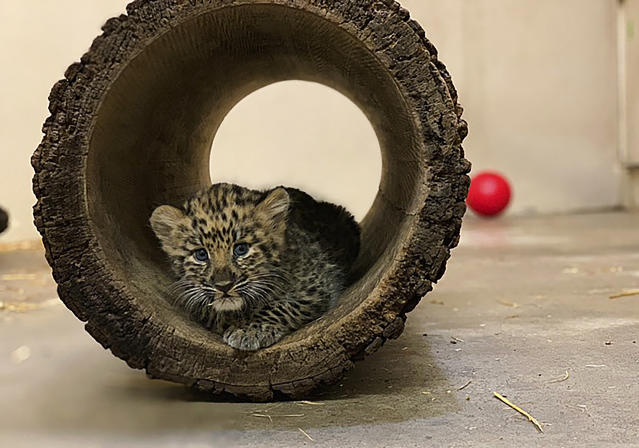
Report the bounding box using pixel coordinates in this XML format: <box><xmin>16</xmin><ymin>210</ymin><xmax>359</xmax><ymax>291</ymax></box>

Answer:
<box><xmin>150</xmin><ymin>183</ymin><xmax>360</xmax><ymax>351</ymax></box>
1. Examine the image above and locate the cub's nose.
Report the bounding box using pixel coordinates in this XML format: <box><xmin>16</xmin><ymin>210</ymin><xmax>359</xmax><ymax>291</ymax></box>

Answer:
<box><xmin>215</xmin><ymin>281</ymin><xmax>234</xmax><ymax>294</ymax></box>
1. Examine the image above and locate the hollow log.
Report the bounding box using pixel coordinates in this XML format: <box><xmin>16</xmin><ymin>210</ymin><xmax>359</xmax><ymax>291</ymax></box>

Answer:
<box><xmin>32</xmin><ymin>0</ymin><xmax>470</xmax><ymax>401</ymax></box>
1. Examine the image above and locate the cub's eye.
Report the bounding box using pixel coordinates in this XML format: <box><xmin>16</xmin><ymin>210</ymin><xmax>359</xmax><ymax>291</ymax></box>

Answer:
<box><xmin>233</xmin><ymin>243</ymin><xmax>250</xmax><ymax>257</ymax></box>
<box><xmin>193</xmin><ymin>248</ymin><xmax>209</xmax><ymax>263</ymax></box>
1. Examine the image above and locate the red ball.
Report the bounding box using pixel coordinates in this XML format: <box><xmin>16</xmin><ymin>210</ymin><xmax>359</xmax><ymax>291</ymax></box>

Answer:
<box><xmin>467</xmin><ymin>171</ymin><xmax>512</xmax><ymax>217</ymax></box>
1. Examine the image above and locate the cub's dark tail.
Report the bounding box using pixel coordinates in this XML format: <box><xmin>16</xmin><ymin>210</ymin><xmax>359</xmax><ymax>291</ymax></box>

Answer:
<box><xmin>315</xmin><ymin>201</ymin><xmax>361</xmax><ymax>269</ymax></box>
<box><xmin>284</xmin><ymin>187</ymin><xmax>361</xmax><ymax>273</ymax></box>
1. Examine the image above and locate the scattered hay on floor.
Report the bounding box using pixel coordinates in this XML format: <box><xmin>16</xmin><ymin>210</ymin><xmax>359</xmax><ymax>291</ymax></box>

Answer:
<box><xmin>251</xmin><ymin>413</ymin><xmax>273</xmax><ymax>423</ymax></box>
<box><xmin>251</xmin><ymin>413</ymin><xmax>304</xmax><ymax>423</ymax></box>
<box><xmin>298</xmin><ymin>427</ymin><xmax>314</xmax><ymax>441</ymax></box>
<box><xmin>548</xmin><ymin>371</ymin><xmax>570</xmax><ymax>384</ymax></box>
<box><xmin>609</xmin><ymin>289</ymin><xmax>639</xmax><ymax>299</ymax></box>
<box><xmin>493</xmin><ymin>392</ymin><xmax>543</xmax><ymax>433</ymax></box>
<box><xmin>497</xmin><ymin>299</ymin><xmax>520</xmax><ymax>308</ymax></box>
<box><xmin>1</xmin><ymin>273</ymin><xmax>38</xmax><ymax>281</ymax></box>
<box><xmin>0</xmin><ymin>240</ymin><xmax>43</xmax><ymax>253</ymax></box>
<box><xmin>0</xmin><ymin>298</ymin><xmax>58</xmax><ymax>313</ymax></box>
<box><xmin>457</xmin><ymin>380</ymin><xmax>472</xmax><ymax>391</ymax></box>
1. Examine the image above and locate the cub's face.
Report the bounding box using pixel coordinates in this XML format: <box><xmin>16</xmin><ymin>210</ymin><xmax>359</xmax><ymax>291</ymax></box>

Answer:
<box><xmin>150</xmin><ymin>184</ymin><xmax>290</xmax><ymax>313</ymax></box>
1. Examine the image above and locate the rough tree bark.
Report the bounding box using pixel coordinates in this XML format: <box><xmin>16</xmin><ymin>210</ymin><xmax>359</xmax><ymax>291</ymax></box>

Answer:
<box><xmin>32</xmin><ymin>0</ymin><xmax>470</xmax><ymax>401</ymax></box>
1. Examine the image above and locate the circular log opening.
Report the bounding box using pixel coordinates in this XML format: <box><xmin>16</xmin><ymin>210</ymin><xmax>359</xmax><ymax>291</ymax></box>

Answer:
<box><xmin>209</xmin><ymin>80</ymin><xmax>382</xmax><ymax>222</ymax></box>
<box><xmin>33</xmin><ymin>0</ymin><xmax>470</xmax><ymax>400</ymax></box>
<box><xmin>88</xmin><ymin>4</ymin><xmax>421</xmax><ymax>341</ymax></box>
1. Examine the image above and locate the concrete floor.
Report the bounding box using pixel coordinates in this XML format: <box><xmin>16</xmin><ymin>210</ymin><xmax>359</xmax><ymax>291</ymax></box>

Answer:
<box><xmin>1</xmin><ymin>212</ymin><xmax>638</xmax><ymax>447</ymax></box>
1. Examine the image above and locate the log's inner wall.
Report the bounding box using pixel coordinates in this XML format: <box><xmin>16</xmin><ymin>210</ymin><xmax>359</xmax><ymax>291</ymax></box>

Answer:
<box><xmin>87</xmin><ymin>4</ymin><xmax>425</xmax><ymax>348</ymax></box>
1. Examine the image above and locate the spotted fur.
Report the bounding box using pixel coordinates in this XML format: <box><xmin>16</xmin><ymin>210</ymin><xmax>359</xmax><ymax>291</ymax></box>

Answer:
<box><xmin>150</xmin><ymin>183</ymin><xmax>360</xmax><ymax>351</ymax></box>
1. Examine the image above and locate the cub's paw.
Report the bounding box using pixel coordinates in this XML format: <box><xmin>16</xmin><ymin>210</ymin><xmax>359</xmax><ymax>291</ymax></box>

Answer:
<box><xmin>223</xmin><ymin>324</ymin><xmax>286</xmax><ymax>351</ymax></box>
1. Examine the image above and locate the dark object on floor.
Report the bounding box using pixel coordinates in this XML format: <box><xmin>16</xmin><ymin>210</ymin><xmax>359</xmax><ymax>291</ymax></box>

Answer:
<box><xmin>31</xmin><ymin>0</ymin><xmax>470</xmax><ymax>401</ymax></box>
<box><xmin>0</xmin><ymin>207</ymin><xmax>8</xmax><ymax>234</ymax></box>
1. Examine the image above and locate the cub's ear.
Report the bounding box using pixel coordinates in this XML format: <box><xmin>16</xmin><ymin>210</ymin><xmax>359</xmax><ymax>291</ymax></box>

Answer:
<box><xmin>257</xmin><ymin>187</ymin><xmax>290</xmax><ymax>225</ymax></box>
<box><xmin>150</xmin><ymin>205</ymin><xmax>189</xmax><ymax>248</ymax></box>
